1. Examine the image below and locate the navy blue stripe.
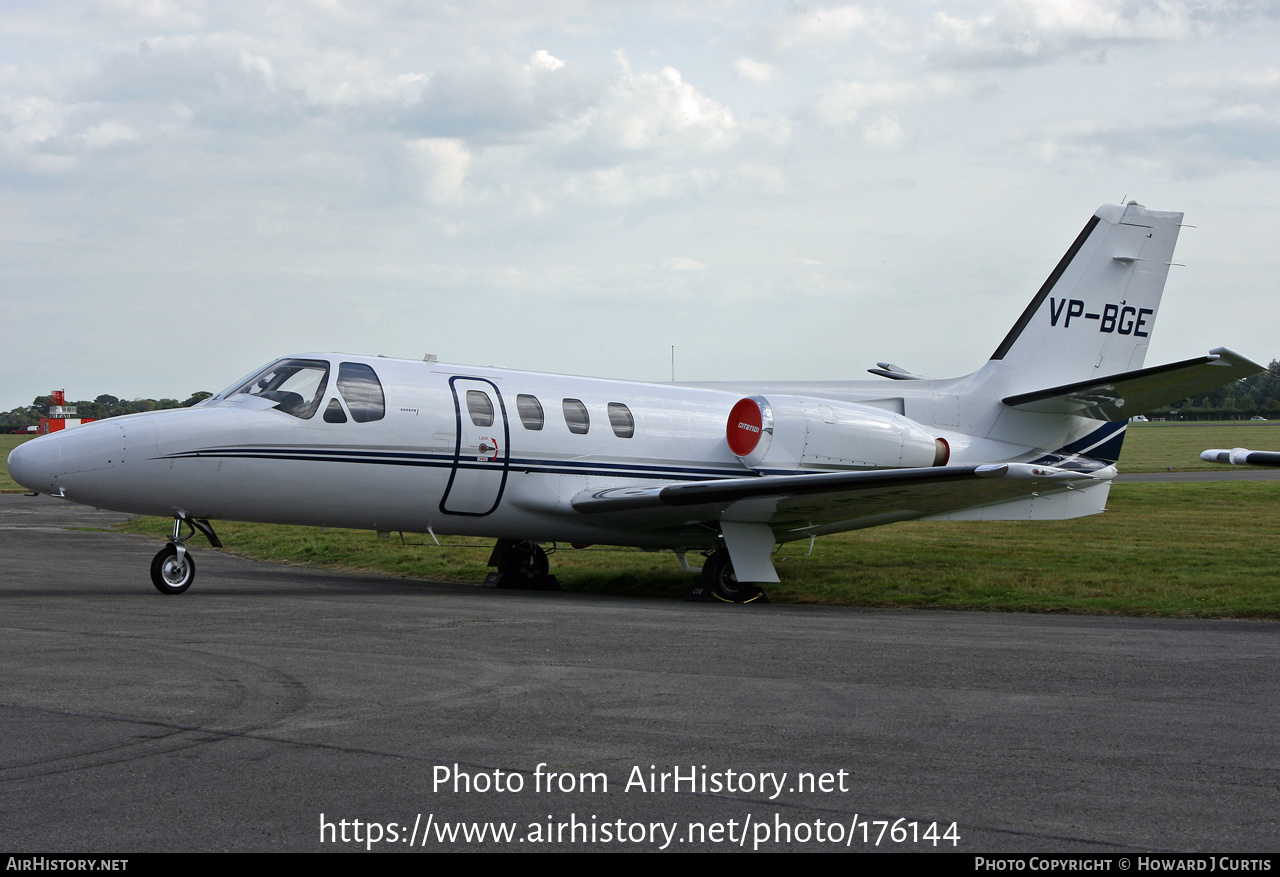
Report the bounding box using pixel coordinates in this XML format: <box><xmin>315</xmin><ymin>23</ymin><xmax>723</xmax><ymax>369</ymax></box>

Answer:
<box><xmin>159</xmin><ymin>447</ymin><xmax>749</xmax><ymax>483</ymax></box>
<box><xmin>163</xmin><ymin>446</ymin><xmax>1051</xmax><ymax>481</ymax></box>
<box><xmin>1030</xmin><ymin>422</ymin><xmax>1128</xmax><ymax>466</ymax></box>
<box><xmin>166</xmin><ymin>446</ymin><xmax>744</xmax><ymax>477</ymax></box>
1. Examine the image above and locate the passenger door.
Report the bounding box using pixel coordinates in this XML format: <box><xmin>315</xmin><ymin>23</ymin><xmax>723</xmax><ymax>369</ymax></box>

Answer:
<box><xmin>440</xmin><ymin>377</ymin><xmax>509</xmax><ymax>516</ymax></box>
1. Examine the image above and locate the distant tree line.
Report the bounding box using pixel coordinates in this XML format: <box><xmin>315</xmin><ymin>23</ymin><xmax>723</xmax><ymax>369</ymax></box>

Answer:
<box><xmin>1149</xmin><ymin>359</ymin><xmax>1280</xmax><ymax>421</ymax></box>
<box><xmin>2</xmin><ymin>392</ymin><xmax>213</xmax><ymax>430</ymax></box>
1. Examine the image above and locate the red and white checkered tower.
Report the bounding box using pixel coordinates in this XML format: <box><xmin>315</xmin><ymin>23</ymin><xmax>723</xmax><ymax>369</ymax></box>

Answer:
<box><xmin>39</xmin><ymin>390</ymin><xmax>92</xmax><ymax>434</ymax></box>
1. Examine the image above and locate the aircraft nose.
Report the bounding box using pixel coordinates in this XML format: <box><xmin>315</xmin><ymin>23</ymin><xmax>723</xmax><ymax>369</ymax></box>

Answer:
<box><xmin>6</xmin><ymin>436</ymin><xmax>59</xmax><ymax>493</ymax></box>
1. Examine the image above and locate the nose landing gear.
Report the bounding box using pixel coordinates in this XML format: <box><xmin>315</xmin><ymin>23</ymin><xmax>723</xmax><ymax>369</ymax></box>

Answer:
<box><xmin>150</xmin><ymin>515</ymin><xmax>221</xmax><ymax>595</ymax></box>
<box><xmin>151</xmin><ymin>544</ymin><xmax>195</xmax><ymax>594</ymax></box>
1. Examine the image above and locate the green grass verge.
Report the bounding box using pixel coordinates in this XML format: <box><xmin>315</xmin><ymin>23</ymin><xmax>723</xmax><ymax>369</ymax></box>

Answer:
<box><xmin>1120</xmin><ymin>421</ymin><xmax>1279</xmax><ymax>472</ymax></box>
<box><xmin>117</xmin><ymin>481</ymin><xmax>1280</xmax><ymax>618</ymax></box>
<box><xmin>8</xmin><ymin>423</ymin><xmax>1279</xmax><ymax>616</ymax></box>
<box><xmin>0</xmin><ymin>435</ymin><xmax>32</xmax><ymax>493</ymax></box>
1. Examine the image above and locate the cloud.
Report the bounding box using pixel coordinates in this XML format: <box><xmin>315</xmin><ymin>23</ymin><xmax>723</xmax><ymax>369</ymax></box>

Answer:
<box><xmin>580</xmin><ymin>58</ymin><xmax>737</xmax><ymax>155</ymax></box>
<box><xmin>733</xmin><ymin>58</ymin><xmax>776</xmax><ymax>84</ymax></box>
<box><xmin>82</xmin><ymin>118</ymin><xmax>140</xmax><ymax>148</ymax></box>
<box><xmin>817</xmin><ymin>76</ymin><xmax>959</xmax><ymax>127</ymax></box>
<box><xmin>2</xmin><ymin>1</ymin><xmax>1279</xmax><ymax>409</ymax></box>
<box><xmin>771</xmin><ymin>5</ymin><xmax>871</xmax><ymax>53</ymax></box>
<box><xmin>862</xmin><ymin>114</ymin><xmax>905</xmax><ymax>148</ymax></box>
<box><xmin>927</xmin><ymin>0</ymin><xmax>1200</xmax><ymax>68</ymax></box>
<box><xmin>745</xmin><ymin>3</ymin><xmax>913</xmax><ymax>61</ymax></box>
<box><xmin>0</xmin><ymin>96</ymin><xmax>69</xmax><ymax>156</ymax></box>
<box><xmin>393</xmin><ymin>50</ymin><xmax>596</xmax><ymax>142</ymax></box>
<box><xmin>663</xmin><ymin>256</ymin><xmax>707</xmax><ymax>271</ymax></box>
<box><xmin>531</xmin><ymin>49</ymin><xmax>565</xmax><ymax>72</ymax></box>
<box><xmin>1017</xmin><ymin>62</ymin><xmax>1280</xmax><ymax>174</ymax></box>
<box><xmin>407</xmin><ymin>137</ymin><xmax>472</xmax><ymax>205</ymax></box>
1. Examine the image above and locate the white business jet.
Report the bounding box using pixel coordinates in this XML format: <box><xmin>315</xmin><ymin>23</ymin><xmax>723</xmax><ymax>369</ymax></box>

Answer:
<box><xmin>7</xmin><ymin>202</ymin><xmax>1262</xmax><ymax>600</ymax></box>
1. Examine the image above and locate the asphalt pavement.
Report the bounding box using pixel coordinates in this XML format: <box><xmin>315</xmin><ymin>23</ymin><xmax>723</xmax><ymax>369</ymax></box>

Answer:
<box><xmin>1</xmin><ymin>493</ymin><xmax>1277</xmax><ymax>853</ymax></box>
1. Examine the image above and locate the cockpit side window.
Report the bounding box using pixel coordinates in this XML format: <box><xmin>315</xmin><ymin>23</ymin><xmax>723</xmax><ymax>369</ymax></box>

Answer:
<box><xmin>337</xmin><ymin>362</ymin><xmax>386</xmax><ymax>423</ymax></box>
<box><xmin>323</xmin><ymin>399</ymin><xmax>348</xmax><ymax>423</ymax></box>
<box><xmin>228</xmin><ymin>359</ymin><xmax>330</xmax><ymax>419</ymax></box>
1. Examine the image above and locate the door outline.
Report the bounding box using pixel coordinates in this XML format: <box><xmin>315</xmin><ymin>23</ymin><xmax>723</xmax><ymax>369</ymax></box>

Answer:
<box><xmin>440</xmin><ymin>376</ymin><xmax>511</xmax><ymax>516</ymax></box>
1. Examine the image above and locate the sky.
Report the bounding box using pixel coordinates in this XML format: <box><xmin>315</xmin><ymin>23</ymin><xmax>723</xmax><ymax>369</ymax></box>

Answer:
<box><xmin>3</xmin><ymin>0</ymin><xmax>1278</xmax><ymax>410</ymax></box>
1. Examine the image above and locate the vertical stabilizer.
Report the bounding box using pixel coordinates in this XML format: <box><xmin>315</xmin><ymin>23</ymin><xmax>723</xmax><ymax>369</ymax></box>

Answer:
<box><xmin>987</xmin><ymin>202</ymin><xmax>1183</xmax><ymax>397</ymax></box>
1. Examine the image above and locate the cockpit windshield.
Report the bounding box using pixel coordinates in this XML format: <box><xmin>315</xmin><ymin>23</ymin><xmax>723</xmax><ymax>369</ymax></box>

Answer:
<box><xmin>216</xmin><ymin>358</ymin><xmax>330</xmax><ymax>419</ymax></box>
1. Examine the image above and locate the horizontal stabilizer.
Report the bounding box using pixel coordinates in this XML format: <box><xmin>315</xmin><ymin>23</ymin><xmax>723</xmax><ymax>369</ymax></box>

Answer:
<box><xmin>1002</xmin><ymin>348</ymin><xmax>1264</xmax><ymax>421</ymax></box>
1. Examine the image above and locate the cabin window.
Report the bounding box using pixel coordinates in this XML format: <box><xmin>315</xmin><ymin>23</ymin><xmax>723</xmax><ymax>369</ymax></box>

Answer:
<box><xmin>228</xmin><ymin>358</ymin><xmax>330</xmax><ymax>420</ymax></box>
<box><xmin>467</xmin><ymin>390</ymin><xmax>495</xmax><ymax>427</ymax></box>
<box><xmin>517</xmin><ymin>394</ymin><xmax>544</xmax><ymax>430</ymax></box>
<box><xmin>607</xmin><ymin>402</ymin><xmax>635</xmax><ymax>438</ymax></box>
<box><xmin>337</xmin><ymin>362</ymin><xmax>385</xmax><ymax>423</ymax></box>
<box><xmin>323</xmin><ymin>399</ymin><xmax>348</xmax><ymax>423</ymax></box>
<box><xmin>562</xmin><ymin>398</ymin><xmax>589</xmax><ymax>435</ymax></box>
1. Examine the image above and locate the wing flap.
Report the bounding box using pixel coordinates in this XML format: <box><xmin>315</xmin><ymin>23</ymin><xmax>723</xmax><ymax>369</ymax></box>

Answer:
<box><xmin>1002</xmin><ymin>347</ymin><xmax>1263</xmax><ymax>421</ymax></box>
<box><xmin>571</xmin><ymin>463</ymin><xmax>1110</xmax><ymax>535</ymax></box>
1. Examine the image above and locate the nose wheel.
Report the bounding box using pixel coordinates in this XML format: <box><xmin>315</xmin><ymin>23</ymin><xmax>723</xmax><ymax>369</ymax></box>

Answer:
<box><xmin>149</xmin><ymin>515</ymin><xmax>221</xmax><ymax>594</ymax></box>
<box><xmin>151</xmin><ymin>544</ymin><xmax>195</xmax><ymax>595</ymax></box>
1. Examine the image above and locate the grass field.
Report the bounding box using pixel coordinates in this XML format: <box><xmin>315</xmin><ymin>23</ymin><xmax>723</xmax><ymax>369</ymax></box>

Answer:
<box><xmin>112</xmin><ymin>480</ymin><xmax>1280</xmax><ymax>617</ymax></box>
<box><xmin>1118</xmin><ymin>421</ymin><xmax>1279</xmax><ymax>472</ymax></box>
<box><xmin>5</xmin><ymin>427</ymin><xmax>1280</xmax><ymax>617</ymax></box>
<box><xmin>0</xmin><ymin>435</ymin><xmax>30</xmax><ymax>492</ymax></box>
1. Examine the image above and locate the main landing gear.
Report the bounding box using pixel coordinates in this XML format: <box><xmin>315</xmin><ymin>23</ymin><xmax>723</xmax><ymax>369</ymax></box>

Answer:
<box><xmin>150</xmin><ymin>515</ymin><xmax>221</xmax><ymax>595</ymax></box>
<box><xmin>484</xmin><ymin>539</ymin><xmax>560</xmax><ymax>590</ymax></box>
<box><xmin>688</xmin><ymin>547</ymin><xmax>770</xmax><ymax>604</ymax></box>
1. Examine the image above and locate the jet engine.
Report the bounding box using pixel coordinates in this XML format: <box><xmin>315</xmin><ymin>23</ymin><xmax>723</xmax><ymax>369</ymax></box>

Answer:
<box><xmin>726</xmin><ymin>395</ymin><xmax>948</xmax><ymax>473</ymax></box>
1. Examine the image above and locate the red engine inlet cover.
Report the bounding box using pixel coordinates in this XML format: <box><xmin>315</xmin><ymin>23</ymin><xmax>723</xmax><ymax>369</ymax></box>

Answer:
<box><xmin>727</xmin><ymin>398</ymin><xmax>764</xmax><ymax>457</ymax></box>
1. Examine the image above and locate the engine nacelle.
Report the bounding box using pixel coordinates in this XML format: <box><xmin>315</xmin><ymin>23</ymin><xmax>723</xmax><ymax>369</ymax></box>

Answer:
<box><xmin>726</xmin><ymin>395</ymin><xmax>948</xmax><ymax>473</ymax></box>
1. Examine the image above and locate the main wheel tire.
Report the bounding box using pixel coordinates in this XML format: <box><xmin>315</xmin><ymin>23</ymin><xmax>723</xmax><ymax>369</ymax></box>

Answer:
<box><xmin>701</xmin><ymin>548</ymin><xmax>760</xmax><ymax>603</ymax></box>
<box><xmin>498</xmin><ymin>542</ymin><xmax>549</xmax><ymax>581</ymax></box>
<box><xmin>150</xmin><ymin>544</ymin><xmax>195</xmax><ymax>595</ymax></box>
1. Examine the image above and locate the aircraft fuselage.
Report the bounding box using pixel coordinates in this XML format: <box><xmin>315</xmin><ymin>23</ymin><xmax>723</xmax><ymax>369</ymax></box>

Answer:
<box><xmin>16</xmin><ymin>356</ymin><xmax>961</xmax><ymax>551</ymax></box>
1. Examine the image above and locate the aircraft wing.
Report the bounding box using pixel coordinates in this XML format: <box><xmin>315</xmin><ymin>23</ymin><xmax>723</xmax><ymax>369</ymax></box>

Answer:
<box><xmin>1201</xmin><ymin>448</ymin><xmax>1280</xmax><ymax>467</ymax></box>
<box><xmin>1002</xmin><ymin>347</ymin><xmax>1264</xmax><ymax>421</ymax></box>
<box><xmin>570</xmin><ymin>463</ymin><xmax>1111</xmax><ymax>536</ymax></box>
